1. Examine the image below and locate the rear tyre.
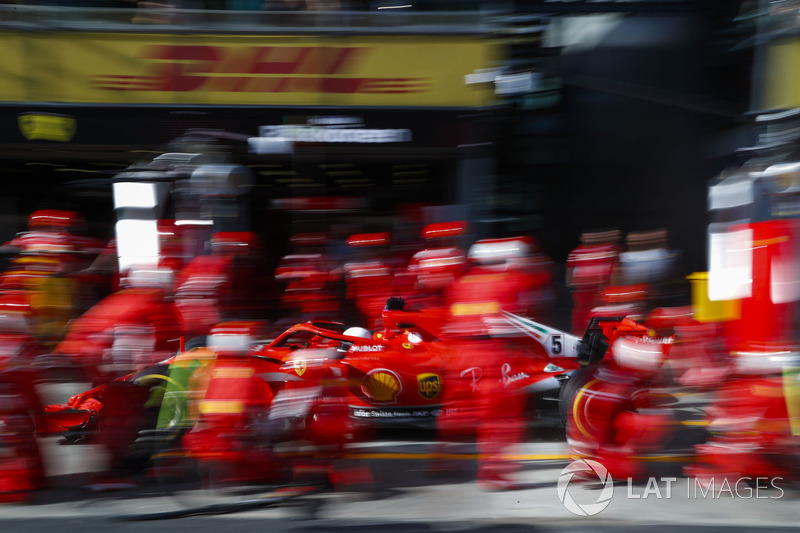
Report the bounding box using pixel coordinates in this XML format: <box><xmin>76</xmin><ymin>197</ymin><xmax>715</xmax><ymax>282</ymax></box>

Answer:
<box><xmin>558</xmin><ymin>366</ymin><xmax>596</xmax><ymax>427</ymax></box>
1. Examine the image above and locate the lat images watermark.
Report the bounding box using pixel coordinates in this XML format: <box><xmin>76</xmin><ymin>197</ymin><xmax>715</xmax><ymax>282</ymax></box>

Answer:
<box><xmin>557</xmin><ymin>460</ymin><xmax>785</xmax><ymax>517</ymax></box>
<box><xmin>557</xmin><ymin>459</ymin><xmax>614</xmax><ymax>516</ymax></box>
<box><xmin>626</xmin><ymin>475</ymin><xmax>785</xmax><ymax>501</ymax></box>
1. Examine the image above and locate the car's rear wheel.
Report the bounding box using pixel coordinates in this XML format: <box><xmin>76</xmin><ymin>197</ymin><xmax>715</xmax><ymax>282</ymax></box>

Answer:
<box><xmin>558</xmin><ymin>366</ymin><xmax>597</xmax><ymax>427</ymax></box>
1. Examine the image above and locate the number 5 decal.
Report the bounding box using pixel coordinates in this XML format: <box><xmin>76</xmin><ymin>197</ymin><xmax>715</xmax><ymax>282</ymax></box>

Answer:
<box><xmin>551</xmin><ymin>334</ymin><xmax>562</xmax><ymax>355</ymax></box>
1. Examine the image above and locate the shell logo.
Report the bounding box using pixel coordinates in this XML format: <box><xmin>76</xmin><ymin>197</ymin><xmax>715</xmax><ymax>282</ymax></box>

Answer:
<box><xmin>361</xmin><ymin>368</ymin><xmax>402</xmax><ymax>404</ymax></box>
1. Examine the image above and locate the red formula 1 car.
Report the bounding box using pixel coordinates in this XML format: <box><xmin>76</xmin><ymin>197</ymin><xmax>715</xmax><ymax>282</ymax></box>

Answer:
<box><xmin>253</xmin><ymin>300</ymin><xmax>584</xmax><ymax>429</ymax></box>
<box><xmin>41</xmin><ymin>300</ymin><xmax>589</xmax><ymax>479</ymax></box>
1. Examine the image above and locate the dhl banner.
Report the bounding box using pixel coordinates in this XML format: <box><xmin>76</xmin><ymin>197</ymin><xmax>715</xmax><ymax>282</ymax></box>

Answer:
<box><xmin>0</xmin><ymin>32</ymin><xmax>502</xmax><ymax>108</ymax></box>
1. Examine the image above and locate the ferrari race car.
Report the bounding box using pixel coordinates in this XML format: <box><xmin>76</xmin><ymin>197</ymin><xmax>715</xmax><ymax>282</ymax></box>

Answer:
<box><xmin>255</xmin><ymin>304</ymin><xmax>582</xmax><ymax>427</ymax></box>
<box><xmin>41</xmin><ymin>301</ymin><xmax>589</xmax><ymax>476</ymax></box>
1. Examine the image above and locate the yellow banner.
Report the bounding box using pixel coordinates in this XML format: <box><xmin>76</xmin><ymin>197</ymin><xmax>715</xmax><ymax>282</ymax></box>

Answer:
<box><xmin>0</xmin><ymin>31</ymin><xmax>501</xmax><ymax>108</ymax></box>
<box><xmin>18</xmin><ymin>113</ymin><xmax>77</xmax><ymax>142</ymax></box>
<box><xmin>764</xmin><ymin>37</ymin><xmax>800</xmax><ymax>110</ymax></box>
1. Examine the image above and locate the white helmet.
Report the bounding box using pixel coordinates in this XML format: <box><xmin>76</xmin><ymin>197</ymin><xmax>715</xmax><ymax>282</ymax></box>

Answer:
<box><xmin>468</xmin><ymin>237</ymin><xmax>531</xmax><ymax>266</ymax></box>
<box><xmin>732</xmin><ymin>349</ymin><xmax>799</xmax><ymax>375</ymax></box>
<box><xmin>612</xmin><ymin>336</ymin><xmax>668</xmax><ymax>374</ymax></box>
<box><xmin>123</xmin><ymin>266</ymin><xmax>174</xmax><ymax>289</ymax></box>
<box><xmin>344</xmin><ymin>327</ymin><xmax>373</xmax><ymax>340</ymax></box>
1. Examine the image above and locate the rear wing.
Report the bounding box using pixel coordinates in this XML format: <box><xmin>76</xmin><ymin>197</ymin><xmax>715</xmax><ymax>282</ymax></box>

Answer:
<box><xmin>501</xmin><ymin>311</ymin><xmax>583</xmax><ymax>358</ymax></box>
<box><xmin>501</xmin><ymin>312</ymin><xmax>634</xmax><ymax>366</ymax></box>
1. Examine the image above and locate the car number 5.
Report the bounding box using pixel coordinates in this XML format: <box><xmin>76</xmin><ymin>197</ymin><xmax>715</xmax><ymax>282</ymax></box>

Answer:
<box><xmin>551</xmin><ymin>334</ymin><xmax>562</xmax><ymax>355</ymax></box>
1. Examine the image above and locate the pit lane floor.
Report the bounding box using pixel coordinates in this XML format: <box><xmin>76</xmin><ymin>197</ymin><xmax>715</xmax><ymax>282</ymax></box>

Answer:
<box><xmin>2</xmin><ymin>430</ymin><xmax>795</xmax><ymax>532</ymax></box>
<box><xmin>7</xmin><ymin>386</ymin><xmax>795</xmax><ymax>532</ymax></box>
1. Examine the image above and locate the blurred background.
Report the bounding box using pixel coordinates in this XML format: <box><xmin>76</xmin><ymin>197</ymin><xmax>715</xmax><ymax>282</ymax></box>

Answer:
<box><xmin>0</xmin><ymin>0</ymin><xmax>762</xmax><ymax>330</ymax></box>
<box><xmin>2</xmin><ymin>1</ymin><xmax>800</xmax><ymax>531</ymax></box>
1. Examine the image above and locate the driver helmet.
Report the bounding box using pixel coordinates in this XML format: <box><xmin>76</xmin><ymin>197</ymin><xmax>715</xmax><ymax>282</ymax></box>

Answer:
<box><xmin>468</xmin><ymin>236</ymin><xmax>532</xmax><ymax>266</ymax></box>
<box><xmin>344</xmin><ymin>326</ymin><xmax>373</xmax><ymax>339</ymax></box>
<box><xmin>611</xmin><ymin>335</ymin><xmax>668</xmax><ymax>375</ymax></box>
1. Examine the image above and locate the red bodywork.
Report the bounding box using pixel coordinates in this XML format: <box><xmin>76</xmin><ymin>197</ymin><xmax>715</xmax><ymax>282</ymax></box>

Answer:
<box><xmin>42</xmin><ymin>305</ymin><xmax>584</xmax><ymax>482</ymax></box>
<box><xmin>250</xmin><ymin>307</ymin><xmax>579</xmax><ymax>426</ymax></box>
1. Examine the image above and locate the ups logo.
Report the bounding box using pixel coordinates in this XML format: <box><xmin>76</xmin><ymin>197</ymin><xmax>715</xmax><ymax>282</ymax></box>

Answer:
<box><xmin>417</xmin><ymin>373</ymin><xmax>441</xmax><ymax>400</ymax></box>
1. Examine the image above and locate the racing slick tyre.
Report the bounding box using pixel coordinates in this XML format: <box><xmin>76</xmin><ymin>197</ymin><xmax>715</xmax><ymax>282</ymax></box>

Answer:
<box><xmin>100</xmin><ymin>378</ymin><xmax>165</xmax><ymax>476</ymax></box>
<box><xmin>184</xmin><ymin>336</ymin><xmax>207</xmax><ymax>351</ymax></box>
<box><xmin>558</xmin><ymin>366</ymin><xmax>597</xmax><ymax>427</ymax></box>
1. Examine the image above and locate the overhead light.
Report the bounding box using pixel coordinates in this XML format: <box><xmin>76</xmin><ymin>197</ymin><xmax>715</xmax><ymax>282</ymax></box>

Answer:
<box><xmin>113</xmin><ymin>182</ymin><xmax>157</xmax><ymax>209</ymax></box>
<box><xmin>494</xmin><ymin>72</ymin><xmax>539</xmax><ymax>95</ymax></box>
<box><xmin>465</xmin><ymin>68</ymin><xmax>503</xmax><ymax>86</ymax></box>
<box><xmin>175</xmin><ymin>219</ymin><xmax>214</xmax><ymax>226</ymax></box>
<box><xmin>115</xmin><ymin>219</ymin><xmax>160</xmax><ymax>273</ymax></box>
<box><xmin>248</xmin><ymin>137</ymin><xmax>294</xmax><ymax>155</ymax></box>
